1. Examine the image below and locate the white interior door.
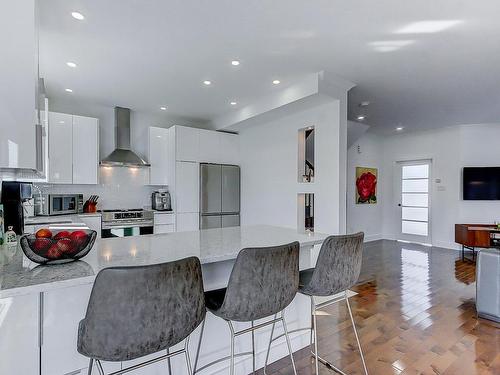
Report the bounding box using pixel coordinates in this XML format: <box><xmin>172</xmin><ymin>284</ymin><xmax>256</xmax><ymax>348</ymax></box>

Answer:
<box><xmin>396</xmin><ymin>160</ymin><xmax>432</xmax><ymax>244</ymax></box>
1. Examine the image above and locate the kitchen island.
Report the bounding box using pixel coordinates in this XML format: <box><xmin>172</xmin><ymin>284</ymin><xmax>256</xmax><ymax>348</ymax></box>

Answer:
<box><xmin>0</xmin><ymin>225</ymin><xmax>328</xmax><ymax>375</ymax></box>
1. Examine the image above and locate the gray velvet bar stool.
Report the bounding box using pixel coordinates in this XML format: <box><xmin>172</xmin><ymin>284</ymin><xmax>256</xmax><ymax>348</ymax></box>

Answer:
<box><xmin>264</xmin><ymin>232</ymin><xmax>368</xmax><ymax>375</ymax></box>
<box><xmin>77</xmin><ymin>257</ymin><xmax>206</xmax><ymax>375</ymax></box>
<box><xmin>193</xmin><ymin>242</ymin><xmax>300</xmax><ymax>375</ymax></box>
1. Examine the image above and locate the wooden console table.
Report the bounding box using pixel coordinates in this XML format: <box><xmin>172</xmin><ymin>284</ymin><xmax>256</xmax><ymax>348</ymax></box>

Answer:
<box><xmin>455</xmin><ymin>224</ymin><xmax>500</xmax><ymax>261</ymax></box>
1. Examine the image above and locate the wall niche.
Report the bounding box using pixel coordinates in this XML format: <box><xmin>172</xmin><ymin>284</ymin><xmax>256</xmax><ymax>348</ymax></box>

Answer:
<box><xmin>298</xmin><ymin>126</ymin><xmax>315</xmax><ymax>183</ymax></box>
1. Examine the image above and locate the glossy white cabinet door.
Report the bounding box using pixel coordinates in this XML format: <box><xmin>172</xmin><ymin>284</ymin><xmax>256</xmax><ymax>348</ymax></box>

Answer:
<box><xmin>175</xmin><ymin>162</ymin><xmax>199</xmax><ymax>213</ymax></box>
<box><xmin>154</xmin><ymin>224</ymin><xmax>175</xmax><ymax>234</ymax></box>
<box><xmin>0</xmin><ymin>0</ymin><xmax>37</xmax><ymax>169</ymax></box>
<box><xmin>219</xmin><ymin>132</ymin><xmax>240</xmax><ymax>164</ymax></box>
<box><xmin>175</xmin><ymin>126</ymin><xmax>199</xmax><ymax>162</ymax></box>
<box><xmin>0</xmin><ymin>294</ymin><xmax>39</xmax><ymax>375</ymax></box>
<box><xmin>72</xmin><ymin>115</ymin><xmax>99</xmax><ymax>184</ymax></box>
<box><xmin>78</xmin><ymin>215</ymin><xmax>102</xmax><ymax>237</ymax></box>
<box><xmin>41</xmin><ymin>285</ymin><xmax>121</xmax><ymax>375</ymax></box>
<box><xmin>149</xmin><ymin>127</ymin><xmax>170</xmax><ymax>185</ymax></box>
<box><xmin>48</xmin><ymin>112</ymin><xmax>73</xmax><ymax>183</ymax></box>
<box><xmin>198</xmin><ymin>129</ymin><xmax>220</xmax><ymax>163</ymax></box>
<box><xmin>176</xmin><ymin>212</ymin><xmax>199</xmax><ymax>232</ymax></box>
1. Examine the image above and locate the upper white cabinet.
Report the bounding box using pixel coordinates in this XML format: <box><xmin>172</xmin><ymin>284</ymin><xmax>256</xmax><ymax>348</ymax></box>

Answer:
<box><xmin>219</xmin><ymin>132</ymin><xmax>240</xmax><ymax>165</ymax></box>
<box><xmin>198</xmin><ymin>129</ymin><xmax>220</xmax><ymax>163</ymax></box>
<box><xmin>73</xmin><ymin>116</ymin><xmax>99</xmax><ymax>184</ymax></box>
<box><xmin>175</xmin><ymin>126</ymin><xmax>199</xmax><ymax>162</ymax></box>
<box><xmin>48</xmin><ymin>112</ymin><xmax>73</xmax><ymax>183</ymax></box>
<box><xmin>48</xmin><ymin>112</ymin><xmax>99</xmax><ymax>184</ymax></box>
<box><xmin>0</xmin><ymin>0</ymin><xmax>37</xmax><ymax>169</ymax></box>
<box><xmin>149</xmin><ymin>127</ymin><xmax>170</xmax><ymax>185</ymax></box>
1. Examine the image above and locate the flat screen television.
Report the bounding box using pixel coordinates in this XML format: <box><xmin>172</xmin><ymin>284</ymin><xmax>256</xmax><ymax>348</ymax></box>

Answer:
<box><xmin>463</xmin><ymin>167</ymin><xmax>500</xmax><ymax>200</ymax></box>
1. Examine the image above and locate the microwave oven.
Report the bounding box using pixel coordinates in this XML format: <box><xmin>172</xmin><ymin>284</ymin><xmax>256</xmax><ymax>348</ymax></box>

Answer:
<box><xmin>35</xmin><ymin>194</ymin><xmax>84</xmax><ymax>216</ymax></box>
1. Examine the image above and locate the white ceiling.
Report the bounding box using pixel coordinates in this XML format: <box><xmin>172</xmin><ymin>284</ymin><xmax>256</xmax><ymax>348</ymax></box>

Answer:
<box><xmin>39</xmin><ymin>0</ymin><xmax>500</xmax><ymax>133</ymax></box>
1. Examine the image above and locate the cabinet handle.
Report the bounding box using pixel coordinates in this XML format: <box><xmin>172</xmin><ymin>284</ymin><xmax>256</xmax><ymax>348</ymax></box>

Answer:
<box><xmin>38</xmin><ymin>292</ymin><xmax>44</xmax><ymax>347</ymax></box>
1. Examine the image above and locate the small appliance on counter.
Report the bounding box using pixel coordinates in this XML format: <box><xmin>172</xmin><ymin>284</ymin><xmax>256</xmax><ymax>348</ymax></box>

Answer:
<box><xmin>35</xmin><ymin>193</ymin><xmax>84</xmax><ymax>216</ymax></box>
<box><xmin>1</xmin><ymin>181</ymin><xmax>33</xmax><ymax>235</ymax></box>
<box><xmin>83</xmin><ymin>195</ymin><xmax>99</xmax><ymax>213</ymax></box>
<box><xmin>151</xmin><ymin>190</ymin><xmax>172</xmax><ymax>211</ymax></box>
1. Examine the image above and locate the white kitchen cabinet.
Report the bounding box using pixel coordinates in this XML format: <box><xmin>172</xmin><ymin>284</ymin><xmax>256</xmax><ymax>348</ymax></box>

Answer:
<box><xmin>78</xmin><ymin>214</ymin><xmax>102</xmax><ymax>237</ymax></box>
<box><xmin>219</xmin><ymin>132</ymin><xmax>240</xmax><ymax>164</ymax></box>
<box><xmin>48</xmin><ymin>112</ymin><xmax>73</xmax><ymax>183</ymax></box>
<box><xmin>149</xmin><ymin>127</ymin><xmax>170</xmax><ymax>185</ymax></box>
<box><xmin>0</xmin><ymin>294</ymin><xmax>39</xmax><ymax>375</ymax></box>
<box><xmin>73</xmin><ymin>115</ymin><xmax>99</xmax><ymax>184</ymax></box>
<box><xmin>176</xmin><ymin>212</ymin><xmax>199</xmax><ymax>232</ymax></box>
<box><xmin>48</xmin><ymin>112</ymin><xmax>99</xmax><ymax>184</ymax></box>
<box><xmin>175</xmin><ymin>126</ymin><xmax>199</xmax><ymax>162</ymax></box>
<box><xmin>198</xmin><ymin>129</ymin><xmax>221</xmax><ymax>163</ymax></box>
<box><xmin>153</xmin><ymin>212</ymin><xmax>175</xmax><ymax>234</ymax></box>
<box><xmin>175</xmin><ymin>161</ymin><xmax>199</xmax><ymax>213</ymax></box>
<box><xmin>0</xmin><ymin>0</ymin><xmax>37</xmax><ymax>170</ymax></box>
<box><xmin>41</xmin><ymin>285</ymin><xmax>121</xmax><ymax>375</ymax></box>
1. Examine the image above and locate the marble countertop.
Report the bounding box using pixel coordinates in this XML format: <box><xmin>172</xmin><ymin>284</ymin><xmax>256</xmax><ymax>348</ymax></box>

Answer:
<box><xmin>25</xmin><ymin>213</ymin><xmax>102</xmax><ymax>226</ymax></box>
<box><xmin>0</xmin><ymin>225</ymin><xmax>328</xmax><ymax>299</ymax></box>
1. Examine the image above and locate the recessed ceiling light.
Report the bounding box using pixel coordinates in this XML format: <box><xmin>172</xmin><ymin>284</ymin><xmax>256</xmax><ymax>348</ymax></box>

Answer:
<box><xmin>369</xmin><ymin>40</ymin><xmax>414</xmax><ymax>52</ymax></box>
<box><xmin>203</xmin><ymin>80</ymin><xmax>212</xmax><ymax>86</ymax></box>
<box><xmin>160</xmin><ymin>106</ymin><xmax>167</xmax><ymax>111</ymax></box>
<box><xmin>272</xmin><ymin>80</ymin><xmax>281</xmax><ymax>85</ymax></box>
<box><xmin>65</xmin><ymin>88</ymin><xmax>73</xmax><ymax>93</ymax></box>
<box><xmin>396</xmin><ymin>127</ymin><xmax>404</xmax><ymax>131</ymax></box>
<box><xmin>357</xmin><ymin>115</ymin><xmax>366</xmax><ymax>121</ymax></box>
<box><xmin>396</xmin><ymin>20</ymin><xmax>462</xmax><ymax>34</ymax></box>
<box><xmin>71</xmin><ymin>11</ymin><xmax>85</xmax><ymax>20</ymax></box>
<box><xmin>230</xmin><ymin>101</ymin><xmax>237</xmax><ymax>106</ymax></box>
<box><xmin>66</xmin><ymin>62</ymin><xmax>77</xmax><ymax>68</ymax></box>
<box><xmin>231</xmin><ymin>60</ymin><xmax>240</xmax><ymax>66</ymax></box>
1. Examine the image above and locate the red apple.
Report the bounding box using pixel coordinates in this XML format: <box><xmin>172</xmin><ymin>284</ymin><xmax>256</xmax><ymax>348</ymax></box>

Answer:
<box><xmin>70</xmin><ymin>230</ymin><xmax>88</xmax><ymax>247</ymax></box>
<box><xmin>46</xmin><ymin>244</ymin><xmax>63</xmax><ymax>259</ymax></box>
<box><xmin>56</xmin><ymin>238</ymin><xmax>74</xmax><ymax>254</ymax></box>
<box><xmin>33</xmin><ymin>238</ymin><xmax>51</xmax><ymax>254</ymax></box>
<box><xmin>36</xmin><ymin>228</ymin><xmax>52</xmax><ymax>239</ymax></box>
<box><xmin>54</xmin><ymin>231</ymin><xmax>71</xmax><ymax>240</ymax></box>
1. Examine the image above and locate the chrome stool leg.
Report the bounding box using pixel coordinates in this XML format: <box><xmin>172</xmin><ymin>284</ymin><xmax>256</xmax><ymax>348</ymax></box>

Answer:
<box><xmin>345</xmin><ymin>292</ymin><xmax>368</xmax><ymax>375</ymax></box>
<box><xmin>87</xmin><ymin>359</ymin><xmax>94</xmax><ymax>375</ymax></box>
<box><xmin>95</xmin><ymin>360</ymin><xmax>105</xmax><ymax>375</ymax></box>
<box><xmin>184</xmin><ymin>335</ymin><xmax>193</xmax><ymax>375</ymax></box>
<box><xmin>228</xmin><ymin>321</ymin><xmax>235</xmax><ymax>375</ymax></box>
<box><xmin>193</xmin><ymin>318</ymin><xmax>206</xmax><ymax>373</ymax></box>
<box><xmin>281</xmin><ymin>310</ymin><xmax>298</xmax><ymax>375</ymax></box>
<box><xmin>263</xmin><ymin>313</ymin><xmax>278</xmax><ymax>375</ymax></box>
<box><xmin>251</xmin><ymin>321</ymin><xmax>256</xmax><ymax>374</ymax></box>
<box><xmin>311</xmin><ymin>297</ymin><xmax>320</xmax><ymax>375</ymax></box>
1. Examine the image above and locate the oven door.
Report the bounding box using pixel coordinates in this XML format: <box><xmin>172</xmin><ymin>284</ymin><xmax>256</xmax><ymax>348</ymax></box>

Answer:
<box><xmin>101</xmin><ymin>224</ymin><xmax>154</xmax><ymax>238</ymax></box>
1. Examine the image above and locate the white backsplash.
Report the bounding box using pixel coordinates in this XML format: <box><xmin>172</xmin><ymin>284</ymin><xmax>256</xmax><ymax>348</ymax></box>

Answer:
<box><xmin>35</xmin><ymin>167</ymin><xmax>167</xmax><ymax>210</ymax></box>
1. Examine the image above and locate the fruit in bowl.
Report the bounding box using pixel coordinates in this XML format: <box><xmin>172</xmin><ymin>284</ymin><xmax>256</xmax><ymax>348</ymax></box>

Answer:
<box><xmin>20</xmin><ymin>228</ymin><xmax>96</xmax><ymax>264</ymax></box>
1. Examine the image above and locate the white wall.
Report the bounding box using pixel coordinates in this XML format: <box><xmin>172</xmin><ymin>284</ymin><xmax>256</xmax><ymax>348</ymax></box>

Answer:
<box><xmin>347</xmin><ymin>131</ymin><xmax>384</xmax><ymax>241</ymax></box>
<box><xmin>240</xmin><ymin>100</ymin><xmax>342</xmax><ymax>234</ymax></box>
<box><xmin>349</xmin><ymin>123</ymin><xmax>500</xmax><ymax>249</ymax></box>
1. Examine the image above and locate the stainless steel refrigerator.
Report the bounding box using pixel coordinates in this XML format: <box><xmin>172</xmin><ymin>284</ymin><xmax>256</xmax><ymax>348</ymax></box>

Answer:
<box><xmin>200</xmin><ymin>163</ymin><xmax>240</xmax><ymax>229</ymax></box>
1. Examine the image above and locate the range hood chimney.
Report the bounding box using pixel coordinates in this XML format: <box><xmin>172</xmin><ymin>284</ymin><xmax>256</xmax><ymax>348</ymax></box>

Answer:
<box><xmin>100</xmin><ymin>107</ymin><xmax>150</xmax><ymax>167</ymax></box>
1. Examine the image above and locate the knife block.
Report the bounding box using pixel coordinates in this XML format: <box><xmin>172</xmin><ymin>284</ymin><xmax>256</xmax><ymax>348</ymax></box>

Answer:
<box><xmin>83</xmin><ymin>200</ymin><xmax>97</xmax><ymax>213</ymax></box>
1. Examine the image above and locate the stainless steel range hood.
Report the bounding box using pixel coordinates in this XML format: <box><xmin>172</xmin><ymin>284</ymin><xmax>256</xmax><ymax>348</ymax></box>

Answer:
<box><xmin>100</xmin><ymin>107</ymin><xmax>150</xmax><ymax>167</ymax></box>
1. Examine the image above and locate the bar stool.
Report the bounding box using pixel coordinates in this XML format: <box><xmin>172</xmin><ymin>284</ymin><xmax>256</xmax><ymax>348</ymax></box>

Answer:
<box><xmin>264</xmin><ymin>232</ymin><xmax>368</xmax><ymax>375</ymax></box>
<box><xmin>193</xmin><ymin>242</ymin><xmax>300</xmax><ymax>375</ymax></box>
<box><xmin>77</xmin><ymin>257</ymin><xmax>206</xmax><ymax>375</ymax></box>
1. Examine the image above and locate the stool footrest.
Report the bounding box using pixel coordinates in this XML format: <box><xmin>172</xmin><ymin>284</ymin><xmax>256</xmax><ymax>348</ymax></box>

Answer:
<box><xmin>194</xmin><ymin>351</ymin><xmax>253</xmax><ymax>373</ymax></box>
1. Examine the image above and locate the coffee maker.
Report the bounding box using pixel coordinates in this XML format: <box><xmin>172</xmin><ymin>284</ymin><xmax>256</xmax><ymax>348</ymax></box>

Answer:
<box><xmin>1</xmin><ymin>181</ymin><xmax>32</xmax><ymax>234</ymax></box>
<box><xmin>151</xmin><ymin>190</ymin><xmax>171</xmax><ymax>211</ymax></box>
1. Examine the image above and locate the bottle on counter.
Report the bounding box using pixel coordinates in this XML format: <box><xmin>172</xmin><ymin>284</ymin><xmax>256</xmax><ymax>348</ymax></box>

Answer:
<box><xmin>4</xmin><ymin>226</ymin><xmax>17</xmax><ymax>246</ymax></box>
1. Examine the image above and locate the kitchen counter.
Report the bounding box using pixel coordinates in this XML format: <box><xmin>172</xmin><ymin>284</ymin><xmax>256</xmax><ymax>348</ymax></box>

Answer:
<box><xmin>0</xmin><ymin>225</ymin><xmax>328</xmax><ymax>299</ymax></box>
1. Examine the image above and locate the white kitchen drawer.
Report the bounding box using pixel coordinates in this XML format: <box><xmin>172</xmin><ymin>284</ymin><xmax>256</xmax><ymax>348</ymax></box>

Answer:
<box><xmin>153</xmin><ymin>212</ymin><xmax>175</xmax><ymax>225</ymax></box>
<box><xmin>154</xmin><ymin>224</ymin><xmax>175</xmax><ymax>234</ymax></box>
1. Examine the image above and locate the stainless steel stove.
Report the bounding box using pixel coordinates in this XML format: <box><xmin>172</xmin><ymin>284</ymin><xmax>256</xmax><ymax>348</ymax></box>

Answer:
<box><xmin>101</xmin><ymin>209</ymin><xmax>154</xmax><ymax>238</ymax></box>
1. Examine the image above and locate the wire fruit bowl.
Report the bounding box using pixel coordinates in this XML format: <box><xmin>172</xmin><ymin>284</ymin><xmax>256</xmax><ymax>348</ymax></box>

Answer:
<box><xmin>20</xmin><ymin>229</ymin><xmax>97</xmax><ymax>265</ymax></box>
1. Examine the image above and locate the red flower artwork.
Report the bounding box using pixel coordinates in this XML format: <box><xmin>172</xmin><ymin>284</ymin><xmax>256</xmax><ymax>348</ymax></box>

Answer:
<box><xmin>356</xmin><ymin>170</ymin><xmax>377</xmax><ymax>204</ymax></box>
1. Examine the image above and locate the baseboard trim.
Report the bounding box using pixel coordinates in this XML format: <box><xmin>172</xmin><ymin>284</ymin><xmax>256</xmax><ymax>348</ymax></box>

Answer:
<box><xmin>364</xmin><ymin>234</ymin><xmax>383</xmax><ymax>242</ymax></box>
